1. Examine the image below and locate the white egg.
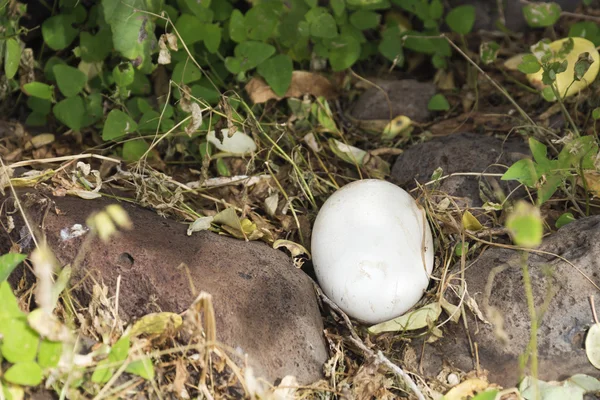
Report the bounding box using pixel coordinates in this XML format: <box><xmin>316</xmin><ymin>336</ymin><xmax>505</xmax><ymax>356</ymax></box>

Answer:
<box><xmin>311</xmin><ymin>179</ymin><xmax>434</xmax><ymax>324</ymax></box>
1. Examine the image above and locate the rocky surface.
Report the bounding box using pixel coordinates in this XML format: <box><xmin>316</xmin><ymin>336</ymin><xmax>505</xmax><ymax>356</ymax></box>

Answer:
<box><xmin>350</xmin><ymin>79</ymin><xmax>436</xmax><ymax>122</ymax></box>
<box><xmin>447</xmin><ymin>0</ymin><xmax>580</xmax><ymax>33</ymax></box>
<box><xmin>0</xmin><ymin>189</ymin><xmax>328</xmax><ymax>385</ymax></box>
<box><xmin>391</xmin><ymin>132</ymin><xmax>529</xmax><ymax>207</ymax></box>
<box><xmin>414</xmin><ymin>216</ymin><xmax>600</xmax><ymax>387</ymax></box>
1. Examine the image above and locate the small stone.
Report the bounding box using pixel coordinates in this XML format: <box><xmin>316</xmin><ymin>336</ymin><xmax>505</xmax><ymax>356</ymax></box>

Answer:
<box><xmin>391</xmin><ymin>132</ymin><xmax>529</xmax><ymax>207</ymax></box>
<box><xmin>350</xmin><ymin>79</ymin><xmax>436</xmax><ymax>123</ymax></box>
<box><xmin>0</xmin><ymin>189</ymin><xmax>328</xmax><ymax>385</ymax></box>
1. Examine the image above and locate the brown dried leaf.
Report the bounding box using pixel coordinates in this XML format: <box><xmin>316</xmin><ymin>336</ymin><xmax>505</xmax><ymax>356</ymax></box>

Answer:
<box><xmin>245</xmin><ymin>71</ymin><xmax>337</xmax><ymax>104</ymax></box>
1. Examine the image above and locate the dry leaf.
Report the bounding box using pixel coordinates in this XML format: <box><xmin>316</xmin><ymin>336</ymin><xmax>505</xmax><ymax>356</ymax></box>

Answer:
<box><xmin>245</xmin><ymin>71</ymin><xmax>336</xmax><ymax>104</ymax></box>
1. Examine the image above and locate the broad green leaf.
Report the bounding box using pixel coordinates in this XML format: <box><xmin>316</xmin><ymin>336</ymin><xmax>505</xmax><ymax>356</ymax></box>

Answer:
<box><xmin>427</xmin><ymin>93</ymin><xmax>449</xmax><ymax>111</ymax></box>
<box><xmin>224</xmin><ymin>57</ymin><xmax>242</xmax><ymax>74</ymax></box>
<box><xmin>102</xmin><ymin>0</ymin><xmax>156</xmax><ymax>72</ymax></box>
<box><xmin>38</xmin><ymin>339</ymin><xmax>63</xmax><ymax>369</ymax></box>
<box><xmin>103</xmin><ymin>109</ymin><xmax>138</xmax><ymax>141</ymax></box>
<box><xmin>0</xmin><ymin>281</ymin><xmax>23</xmax><ymax>319</ymax></box>
<box><xmin>4</xmin><ymin>361</ymin><xmax>43</xmax><ymax>386</ymax></box>
<box><xmin>403</xmin><ymin>32</ymin><xmax>451</xmax><ymax>56</ymax></box>
<box><xmin>501</xmin><ymin>159</ymin><xmax>538</xmax><ymax>187</ymax></box>
<box><xmin>129</xmin><ymin>69</ymin><xmax>151</xmax><ymax>95</ymax></box>
<box><xmin>505</xmin><ymin>201</ymin><xmax>543</xmax><ymax>248</ymax></box>
<box><xmin>26</xmin><ymin>113</ymin><xmax>48</xmax><ymax>127</ymax></box>
<box><xmin>346</xmin><ymin>0</ymin><xmax>390</xmax><ymax>9</ymax></box>
<box><xmin>201</xmin><ymin>23</ymin><xmax>221</xmax><ymax>53</ymax></box>
<box><xmin>53</xmin><ymin>65</ymin><xmax>87</xmax><ymax>97</ymax></box>
<box><xmin>537</xmin><ymin>175</ymin><xmax>562</xmax><ymax>205</ymax></box>
<box><xmin>42</xmin><ymin>14</ymin><xmax>77</xmax><ymax>50</ymax></box>
<box><xmin>349</xmin><ymin>10</ymin><xmax>380</xmax><ymax>30</ymax></box>
<box><xmin>111</xmin><ymin>335</ymin><xmax>131</xmax><ymax>361</ymax></box>
<box><xmin>126</xmin><ymin>357</ymin><xmax>155</xmax><ymax>380</ymax></box>
<box><xmin>112</xmin><ymin>63</ymin><xmax>135</xmax><ymax>87</ymax></box>
<box><xmin>245</xmin><ymin>4</ymin><xmax>279</xmax><ymax>41</ymax></box>
<box><xmin>27</xmin><ymin>97</ymin><xmax>52</xmax><ymax>115</ymax></box>
<box><xmin>172</xmin><ymin>61</ymin><xmax>202</xmax><ymax>84</ymax></box>
<box><xmin>53</xmin><ymin>96</ymin><xmax>86</xmax><ymax>131</ymax></box>
<box><xmin>0</xmin><ymin>253</ymin><xmax>26</xmax><ymax>283</ymax></box>
<box><xmin>211</xmin><ymin>0</ymin><xmax>233</xmax><ymax>21</ymax></box>
<box><xmin>445</xmin><ymin>5</ymin><xmax>475</xmax><ymax>35</ymax></box>
<box><xmin>4</xmin><ymin>38</ymin><xmax>21</xmax><ymax>79</ymax></box>
<box><xmin>555</xmin><ymin>212</ymin><xmax>575</xmax><ymax>229</ymax></box>
<box><xmin>138</xmin><ymin>110</ymin><xmax>160</xmax><ymax>132</ymax></box>
<box><xmin>122</xmin><ymin>139</ymin><xmax>150</xmax><ymax>161</ymax></box>
<box><xmin>79</xmin><ymin>29</ymin><xmax>113</xmax><ymax>62</ymax></box>
<box><xmin>331</xmin><ymin>0</ymin><xmax>345</xmax><ymax>16</ymax></box>
<box><xmin>0</xmin><ymin>317</ymin><xmax>39</xmax><ymax>363</ymax></box>
<box><xmin>429</xmin><ymin>0</ymin><xmax>443</xmax><ymax>19</ymax></box>
<box><xmin>569</xmin><ymin>21</ymin><xmax>600</xmax><ymax>46</ymax></box>
<box><xmin>523</xmin><ymin>2</ymin><xmax>561</xmax><ymax>28</ymax></box>
<box><xmin>328</xmin><ymin>34</ymin><xmax>360</xmax><ymax>71</ymax></box>
<box><xmin>229</xmin><ymin>9</ymin><xmax>246</xmax><ymax>43</ymax></box>
<box><xmin>92</xmin><ymin>358</ymin><xmax>114</xmax><ymax>383</ymax></box>
<box><xmin>368</xmin><ymin>303</ymin><xmax>442</xmax><ymax>334</ymax></box>
<box><xmin>23</xmin><ymin>82</ymin><xmax>54</xmax><ymax>100</ymax></box>
<box><xmin>593</xmin><ymin>107</ymin><xmax>600</xmax><ymax>120</ymax></box>
<box><xmin>84</xmin><ymin>92</ymin><xmax>104</xmax><ymax>127</ymax></box>
<box><xmin>175</xmin><ymin>13</ymin><xmax>203</xmax><ymax>46</ymax></box>
<box><xmin>257</xmin><ymin>54</ymin><xmax>293</xmax><ymax>97</ymax></box>
<box><xmin>233</xmin><ymin>41</ymin><xmax>276</xmax><ymax>72</ymax></box>
<box><xmin>184</xmin><ymin>0</ymin><xmax>213</xmax><ymax>22</ymax></box>
<box><xmin>310</xmin><ymin>12</ymin><xmax>338</xmax><ymax>38</ymax></box>
<box><xmin>528</xmin><ymin>137</ymin><xmax>551</xmax><ymax>169</ymax></box>
<box><xmin>44</xmin><ymin>56</ymin><xmax>67</xmax><ymax>81</ymax></box>
<box><xmin>378</xmin><ymin>26</ymin><xmax>404</xmax><ymax>64</ymax></box>
<box><xmin>518</xmin><ymin>54</ymin><xmax>542</xmax><ymax>74</ymax></box>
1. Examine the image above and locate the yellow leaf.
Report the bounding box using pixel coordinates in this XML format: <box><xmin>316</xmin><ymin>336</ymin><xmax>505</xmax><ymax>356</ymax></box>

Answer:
<box><xmin>462</xmin><ymin>210</ymin><xmax>483</xmax><ymax>231</ymax></box>
<box><xmin>131</xmin><ymin>312</ymin><xmax>182</xmax><ymax>337</ymax></box>
<box><xmin>368</xmin><ymin>302</ymin><xmax>441</xmax><ymax>334</ymax></box>
<box><xmin>444</xmin><ymin>378</ymin><xmax>490</xmax><ymax>400</ymax></box>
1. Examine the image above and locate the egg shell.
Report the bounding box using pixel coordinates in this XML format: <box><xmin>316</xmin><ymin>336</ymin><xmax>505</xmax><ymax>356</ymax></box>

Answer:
<box><xmin>311</xmin><ymin>179</ymin><xmax>434</xmax><ymax>324</ymax></box>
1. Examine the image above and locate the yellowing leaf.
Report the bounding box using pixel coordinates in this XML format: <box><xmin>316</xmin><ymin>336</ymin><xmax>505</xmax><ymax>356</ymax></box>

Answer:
<box><xmin>586</xmin><ymin>323</ymin><xmax>600</xmax><ymax>369</ymax></box>
<box><xmin>273</xmin><ymin>240</ymin><xmax>310</xmax><ymax>259</ymax></box>
<box><xmin>444</xmin><ymin>378</ymin><xmax>490</xmax><ymax>400</ymax></box>
<box><xmin>462</xmin><ymin>210</ymin><xmax>483</xmax><ymax>231</ymax></box>
<box><xmin>368</xmin><ymin>302</ymin><xmax>441</xmax><ymax>334</ymax></box>
<box><xmin>131</xmin><ymin>312</ymin><xmax>182</xmax><ymax>337</ymax></box>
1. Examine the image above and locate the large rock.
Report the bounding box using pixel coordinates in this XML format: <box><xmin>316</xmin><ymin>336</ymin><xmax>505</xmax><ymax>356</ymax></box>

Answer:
<box><xmin>0</xmin><ymin>189</ymin><xmax>328</xmax><ymax>385</ymax></box>
<box><xmin>416</xmin><ymin>216</ymin><xmax>600</xmax><ymax>387</ymax></box>
<box><xmin>447</xmin><ymin>0</ymin><xmax>580</xmax><ymax>33</ymax></box>
<box><xmin>350</xmin><ymin>79</ymin><xmax>436</xmax><ymax>123</ymax></box>
<box><xmin>391</xmin><ymin>132</ymin><xmax>529</xmax><ymax>207</ymax></box>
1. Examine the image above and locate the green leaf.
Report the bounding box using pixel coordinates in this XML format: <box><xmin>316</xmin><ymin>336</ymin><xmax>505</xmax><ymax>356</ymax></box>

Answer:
<box><xmin>479</xmin><ymin>41</ymin><xmax>500</xmax><ymax>65</ymax></box>
<box><xmin>38</xmin><ymin>339</ymin><xmax>63</xmax><ymax>369</ymax></box>
<box><xmin>528</xmin><ymin>137</ymin><xmax>550</xmax><ymax>168</ymax></box>
<box><xmin>4</xmin><ymin>38</ymin><xmax>21</xmax><ymax>79</ymax></box>
<box><xmin>224</xmin><ymin>57</ymin><xmax>242</xmax><ymax>74</ymax></box>
<box><xmin>429</xmin><ymin>0</ymin><xmax>443</xmax><ymax>19</ymax></box>
<box><xmin>328</xmin><ymin>34</ymin><xmax>360</xmax><ymax>71</ymax></box>
<box><xmin>27</xmin><ymin>97</ymin><xmax>52</xmax><ymax>115</ymax></box>
<box><xmin>42</xmin><ymin>14</ymin><xmax>78</xmax><ymax>50</ymax></box>
<box><xmin>23</xmin><ymin>82</ymin><xmax>54</xmax><ymax>100</ymax></box>
<box><xmin>569</xmin><ymin>21</ymin><xmax>600</xmax><ymax>47</ymax></box>
<box><xmin>537</xmin><ymin>175</ymin><xmax>562</xmax><ymax>205</ymax></box>
<box><xmin>112</xmin><ymin>63</ymin><xmax>135</xmax><ymax>87</ymax></box>
<box><xmin>172</xmin><ymin>61</ymin><xmax>202</xmax><ymax>84</ymax></box>
<box><xmin>201</xmin><ymin>23</ymin><xmax>221</xmax><ymax>53</ymax></box>
<box><xmin>0</xmin><ymin>253</ymin><xmax>26</xmax><ymax>283</ymax></box>
<box><xmin>368</xmin><ymin>303</ymin><xmax>442</xmax><ymax>334</ymax></box>
<box><xmin>427</xmin><ymin>93</ymin><xmax>449</xmax><ymax>111</ymax></box>
<box><xmin>257</xmin><ymin>54</ymin><xmax>293</xmax><ymax>97</ymax></box>
<box><xmin>592</xmin><ymin>107</ymin><xmax>600</xmax><ymax>120</ymax></box>
<box><xmin>122</xmin><ymin>139</ymin><xmax>150</xmax><ymax>161</ymax></box>
<box><xmin>184</xmin><ymin>0</ymin><xmax>213</xmax><ymax>22</ymax></box>
<box><xmin>505</xmin><ymin>201</ymin><xmax>543</xmax><ymax>248</ymax></box>
<box><xmin>0</xmin><ymin>281</ymin><xmax>23</xmax><ymax>319</ymax></box>
<box><xmin>44</xmin><ymin>56</ymin><xmax>67</xmax><ymax>81</ymax></box>
<box><xmin>574</xmin><ymin>52</ymin><xmax>593</xmax><ymax>81</ymax></box>
<box><xmin>0</xmin><ymin>317</ymin><xmax>39</xmax><ymax>363</ymax></box>
<box><xmin>586</xmin><ymin>323</ymin><xmax>600</xmax><ymax>369</ymax></box>
<box><xmin>103</xmin><ymin>109</ymin><xmax>138</xmax><ymax>141</ymax></box>
<box><xmin>53</xmin><ymin>65</ymin><xmax>87</xmax><ymax>97</ymax></box>
<box><xmin>110</xmin><ymin>335</ymin><xmax>131</xmax><ymax>361</ymax></box>
<box><xmin>175</xmin><ymin>13</ymin><xmax>203</xmax><ymax>45</ymax></box>
<box><xmin>555</xmin><ymin>212</ymin><xmax>575</xmax><ymax>229</ymax></box>
<box><xmin>53</xmin><ymin>96</ymin><xmax>86</xmax><ymax>131</ymax></box>
<box><xmin>445</xmin><ymin>5</ymin><xmax>475</xmax><ymax>35</ymax></box>
<box><xmin>501</xmin><ymin>158</ymin><xmax>538</xmax><ymax>187</ymax></box>
<box><xmin>138</xmin><ymin>110</ymin><xmax>160</xmax><ymax>132</ymax></box>
<box><xmin>233</xmin><ymin>41</ymin><xmax>276</xmax><ymax>72</ymax></box>
<box><xmin>310</xmin><ymin>12</ymin><xmax>338</xmax><ymax>38</ymax></box>
<box><xmin>349</xmin><ymin>10</ymin><xmax>380</xmax><ymax>30</ymax></box>
<box><xmin>126</xmin><ymin>356</ymin><xmax>155</xmax><ymax>380</ymax></box>
<box><xmin>79</xmin><ymin>29</ymin><xmax>113</xmax><ymax>62</ymax></box>
<box><xmin>523</xmin><ymin>2</ymin><xmax>561</xmax><ymax>28</ymax></box>
<box><xmin>4</xmin><ymin>361</ymin><xmax>43</xmax><ymax>386</ymax></box>
<box><xmin>245</xmin><ymin>4</ymin><xmax>279</xmax><ymax>41</ymax></box>
<box><xmin>102</xmin><ymin>0</ymin><xmax>156</xmax><ymax>72</ymax></box>
<box><xmin>229</xmin><ymin>9</ymin><xmax>246</xmax><ymax>43</ymax></box>
<box><xmin>92</xmin><ymin>358</ymin><xmax>114</xmax><ymax>383</ymax></box>
<box><xmin>331</xmin><ymin>0</ymin><xmax>345</xmax><ymax>16</ymax></box>
<box><xmin>518</xmin><ymin>54</ymin><xmax>542</xmax><ymax>74</ymax></box>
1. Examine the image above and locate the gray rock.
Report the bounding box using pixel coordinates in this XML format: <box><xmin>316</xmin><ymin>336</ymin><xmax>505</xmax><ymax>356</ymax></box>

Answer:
<box><xmin>447</xmin><ymin>0</ymin><xmax>580</xmax><ymax>33</ymax></box>
<box><xmin>0</xmin><ymin>190</ymin><xmax>328</xmax><ymax>385</ymax></box>
<box><xmin>391</xmin><ymin>132</ymin><xmax>529</xmax><ymax>207</ymax></box>
<box><xmin>350</xmin><ymin>79</ymin><xmax>436</xmax><ymax>123</ymax></box>
<box><xmin>416</xmin><ymin>216</ymin><xmax>600</xmax><ymax>387</ymax></box>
